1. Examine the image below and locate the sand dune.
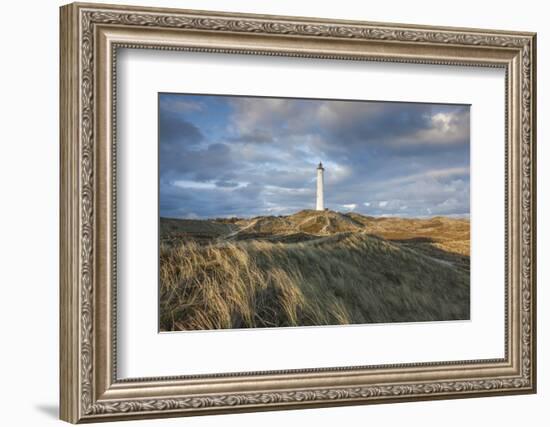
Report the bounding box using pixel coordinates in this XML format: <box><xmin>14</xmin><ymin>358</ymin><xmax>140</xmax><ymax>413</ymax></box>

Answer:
<box><xmin>159</xmin><ymin>210</ymin><xmax>470</xmax><ymax>331</ymax></box>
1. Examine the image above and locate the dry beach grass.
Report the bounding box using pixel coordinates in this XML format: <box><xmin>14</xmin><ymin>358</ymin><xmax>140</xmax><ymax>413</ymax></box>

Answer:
<box><xmin>159</xmin><ymin>210</ymin><xmax>470</xmax><ymax>331</ymax></box>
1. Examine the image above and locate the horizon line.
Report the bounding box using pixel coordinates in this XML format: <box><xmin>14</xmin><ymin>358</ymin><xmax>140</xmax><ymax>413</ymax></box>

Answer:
<box><xmin>160</xmin><ymin>210</ymin><xmax>470</xmax><ymax>221</ymax></box>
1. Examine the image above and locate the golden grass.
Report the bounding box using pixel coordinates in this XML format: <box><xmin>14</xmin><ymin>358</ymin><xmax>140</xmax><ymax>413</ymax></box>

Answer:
<box><xmin>347</xmin><ymin>214</ymin><xmax>470</xmax><ymax>256</ymax></box>
<box><xmin>160</xmin><ymin>232</ymin><xmax>470</xmax><ymax>331</ymax></box>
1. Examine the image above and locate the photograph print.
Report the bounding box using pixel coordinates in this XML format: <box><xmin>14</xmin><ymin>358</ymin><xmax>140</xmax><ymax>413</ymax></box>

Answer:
<box><xmin>159</xmin><ymin>93</ymin><xmax>470</xmax><ymax>332</ymax></box>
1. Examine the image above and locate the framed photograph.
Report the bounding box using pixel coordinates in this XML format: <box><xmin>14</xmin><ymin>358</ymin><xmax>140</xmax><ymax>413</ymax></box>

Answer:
<box><xmin>60</xmin><ymin>2</ymin><xmax>537</xmax><ymax>423</ymax></box>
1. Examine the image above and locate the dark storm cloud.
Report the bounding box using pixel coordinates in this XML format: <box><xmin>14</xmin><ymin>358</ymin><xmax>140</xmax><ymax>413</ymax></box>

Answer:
<box><xmin>159</xmin><ymin>94</ymin><xmax>470</xmax><ymax>219</ymax></box>
<box><xmin>317</xmin><ymin>102</ymin><xmax>469</xmax><ymax>148</ymax></box>
<box><xmin>215</xmin><ymin>180</ymin><xmax>240</xmax><ymax>188</ymax></box>
<box><xmin>228</xmin><ymin>128</ymin><xmax>274</xmax><ymax>143</ymax></box>
<box><xmin>159</xmin><ymin>111</ymin><xmax>203</xmax><ymax>177</ymax></box>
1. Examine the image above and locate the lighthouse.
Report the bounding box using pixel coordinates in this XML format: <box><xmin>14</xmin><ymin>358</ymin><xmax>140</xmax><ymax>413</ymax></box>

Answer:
<box><xmin>316</xmin><ymin>162</ymin><xmax>324</xmax><ymax>211</ymax></box>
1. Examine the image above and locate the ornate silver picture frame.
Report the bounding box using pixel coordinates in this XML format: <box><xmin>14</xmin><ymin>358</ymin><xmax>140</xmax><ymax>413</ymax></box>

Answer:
<box><xmin>60</xmin><ymin>2</ymin><xmax>536</xmax><ymax>423</ymax></box>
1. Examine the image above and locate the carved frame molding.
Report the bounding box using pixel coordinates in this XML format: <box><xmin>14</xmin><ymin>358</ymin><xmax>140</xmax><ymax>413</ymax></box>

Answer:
<box><xmin>60</xmin><ymin>2</ymin><xmax>536</xmax><ymax>423</ymax></box>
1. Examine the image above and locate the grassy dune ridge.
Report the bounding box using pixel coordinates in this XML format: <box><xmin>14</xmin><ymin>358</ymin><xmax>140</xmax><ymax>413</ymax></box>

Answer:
<box><xmin>160</xmin><ymin>210</ymin><xmax>470</xmax><ymax>331</ymax></box>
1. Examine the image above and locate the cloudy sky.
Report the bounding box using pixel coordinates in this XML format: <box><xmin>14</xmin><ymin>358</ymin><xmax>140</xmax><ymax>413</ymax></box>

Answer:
<box><xmin>159</xmin><ymin>93</ymin><xmax>470</xmax><ymax>219</ymax></box>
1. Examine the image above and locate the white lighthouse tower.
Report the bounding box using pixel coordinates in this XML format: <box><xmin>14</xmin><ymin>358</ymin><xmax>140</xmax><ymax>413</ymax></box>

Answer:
<box><xmin>316</xmin><ymin>162</ymin><xmax>324</xmax><ymax>211</ymax></box>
